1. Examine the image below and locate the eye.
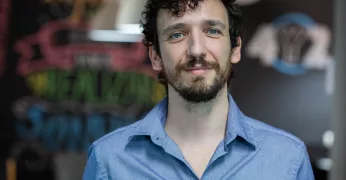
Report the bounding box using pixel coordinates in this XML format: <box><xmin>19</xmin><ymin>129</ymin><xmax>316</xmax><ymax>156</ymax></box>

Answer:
<box><xmin>169</xmin><ymin>32</ymin><xmax>184</xmax><ymax>40</ymax></box>
<box><xmin>206</xmin><ymin>29</ymin><xmax>222</xmax><ymax>36</ymax></box>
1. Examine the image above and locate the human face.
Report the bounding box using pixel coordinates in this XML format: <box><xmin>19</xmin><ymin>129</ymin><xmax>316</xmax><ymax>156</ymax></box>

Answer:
<box><xmin>149</xmin><ymin>0</ymin><xmax>241</xmax><ymax>103</ymax></box>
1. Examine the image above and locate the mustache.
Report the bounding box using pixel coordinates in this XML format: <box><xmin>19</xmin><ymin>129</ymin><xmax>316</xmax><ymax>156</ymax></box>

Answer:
<box><xmin>177</xmin><ymin>57</ymin><xmax>220</xmax><ymax>70</ymax></box>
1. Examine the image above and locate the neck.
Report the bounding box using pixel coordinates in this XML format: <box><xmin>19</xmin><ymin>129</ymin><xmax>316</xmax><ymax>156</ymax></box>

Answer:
<box><xmin>165</xmin><ymin>85</ymin><xmax>229</xmax><ymax>144</ymax></box>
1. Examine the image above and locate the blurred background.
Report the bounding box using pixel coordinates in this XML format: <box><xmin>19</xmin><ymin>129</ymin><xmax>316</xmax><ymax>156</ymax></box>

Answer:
<box><xmin>0</xmin><ymin>0</ymin><xmax>341</xmax><ymax>179</ymax></box>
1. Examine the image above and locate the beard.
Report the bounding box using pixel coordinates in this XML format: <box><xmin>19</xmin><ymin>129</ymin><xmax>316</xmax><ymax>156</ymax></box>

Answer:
<box><xmin>163</xmin><ymin>56</ymin><xmax>232</xmax><ymax>103</ymax></box>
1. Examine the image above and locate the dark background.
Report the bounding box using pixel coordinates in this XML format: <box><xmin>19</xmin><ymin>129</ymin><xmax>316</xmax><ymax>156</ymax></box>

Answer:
<box><xmin>0</xmin><ymin>0</ymin><xmax>333</xmax><ymax>179</ymax></box>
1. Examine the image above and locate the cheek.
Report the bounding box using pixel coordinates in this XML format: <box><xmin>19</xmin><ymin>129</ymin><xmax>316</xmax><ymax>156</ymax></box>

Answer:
<box><xmin>161</xmin><ymin>44</ymin><xmax>186</xmax><ymax>69</ymax></box>
<box><xmin>205</xmin><ymin>39</ymin><xmax>231</xmax><ymax>63</ymax></box>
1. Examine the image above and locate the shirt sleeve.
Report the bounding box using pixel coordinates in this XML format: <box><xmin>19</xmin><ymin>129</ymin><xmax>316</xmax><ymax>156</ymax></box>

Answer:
<box><xmin>295</xmin><ymin>145</ymin><xmax>315</xmax><ymax>180</ymax></box>
<box><xmin>83</xmin><ymin>144</ymin><xmax>107</xmax><ymax>180</ymax></box>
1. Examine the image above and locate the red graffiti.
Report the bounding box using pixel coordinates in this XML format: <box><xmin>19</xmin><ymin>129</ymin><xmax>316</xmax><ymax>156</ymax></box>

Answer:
<box><xmin>0</xmin><ymin>0</ymin><xmax>10</xmax><ymax>77</ymax></box>
<box><xmin>15</xmin><ymin>20</ymin><xmax>156</xmax><ymax>78</ymax></box>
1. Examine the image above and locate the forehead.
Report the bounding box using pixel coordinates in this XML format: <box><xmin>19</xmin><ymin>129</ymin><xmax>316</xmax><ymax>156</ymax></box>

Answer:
<box><xmin>157</xmin><ymin>0</ymin><xmax>229</xmax><ymax>31</ymax></box>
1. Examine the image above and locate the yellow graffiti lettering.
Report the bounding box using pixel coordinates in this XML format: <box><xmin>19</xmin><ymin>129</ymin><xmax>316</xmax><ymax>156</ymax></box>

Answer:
<box><xmin>151</xmin><ymin>82</ymin><xmax>166</xmax><ymax>104</ymax></box>
<box><xmin>26</xmin><ymin>72</ymin><xmax>48</xmax><ymax>97</ymax></box>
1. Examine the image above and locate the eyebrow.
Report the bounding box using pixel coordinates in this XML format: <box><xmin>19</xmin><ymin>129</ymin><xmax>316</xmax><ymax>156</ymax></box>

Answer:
<box><xmin>204</xmin><ymin>19</ymin><xmax>227</xmax><ymax>30</ymax></box>
<box><xmin>162</xmin><ymin>23</ymin><xmax>186</xmax><ymax>35</ymax></box>
<box><xmin>162</xmin><ymin>19</ymin><xmax>227</xmax><ymax>35</ymax></box>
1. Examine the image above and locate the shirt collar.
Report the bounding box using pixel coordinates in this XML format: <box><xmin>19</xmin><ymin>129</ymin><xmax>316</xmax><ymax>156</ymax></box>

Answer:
<box><xmin>225</xmin><ymin>94</ymin><xmax>257</xmax><ymax>148</ymax></box>
<box><xmin>132</xmin><ymin>93</ymin><xmax>257</xmax><ymax>148</ymax></box>
<box><xmin>134</xmin><ymin>97</ymin><xmax>168</xmax><ymax>139</ymax></box>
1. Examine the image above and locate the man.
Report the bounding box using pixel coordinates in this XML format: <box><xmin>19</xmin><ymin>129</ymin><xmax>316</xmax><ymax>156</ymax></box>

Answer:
<box><xmin>83</xmin><ymin>0</ymin><xmax>315</xmax><ymax>179</ymax></box>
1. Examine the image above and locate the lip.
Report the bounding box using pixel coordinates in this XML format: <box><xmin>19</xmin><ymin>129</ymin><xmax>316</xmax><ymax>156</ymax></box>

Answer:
<box><xmin>186</xmin><ymin>67</ymin><xmax>212</xmax><ymax>75</ymax></box>
<box><xmin>187</xmin><ymin>67</ymin><xmax>211</xmax><ymax>70</ymax></box>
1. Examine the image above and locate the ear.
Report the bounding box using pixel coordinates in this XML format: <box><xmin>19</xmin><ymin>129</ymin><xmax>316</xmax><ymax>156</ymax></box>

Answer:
<box><xmin>149</xmin><ymin>46</ymin><xmax>163</xmax><ymax>71</ymax></box>
<box><xmin>230</xmin><ymin>37</ymin><xmax>242</xmax><ymax>64</ymax></box>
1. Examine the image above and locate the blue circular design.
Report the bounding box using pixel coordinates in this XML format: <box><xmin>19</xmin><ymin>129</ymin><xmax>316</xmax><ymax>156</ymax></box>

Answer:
<box><xmin>272</xmin><ymin>59</ymin><xmax>306</xmax><ymax>75</ymax></box>
<box><xmin>272</xmin><ymin>12</ymin><xmax>316</xmax><ymax>28</ymax></box>
<box><xmin>270</xmin><ymin>13</ymin><xmax>316</xmax><ymax>75</ymax></box>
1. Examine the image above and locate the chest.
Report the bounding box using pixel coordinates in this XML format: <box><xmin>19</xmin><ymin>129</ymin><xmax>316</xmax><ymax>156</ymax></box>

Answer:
<box><xmin>179</xmin><ymin>142</ymin><xmax>221</xmax><ymax>179</ymax></box>
<box><xmin>108</xmin><ymin>150</ymin><xmax>293</xmax><ymax>180</ymax></box>
<box><xmin>107</xmin><ymin>138</ymin><xmax>296</xmax><ymax>180</ymax></box>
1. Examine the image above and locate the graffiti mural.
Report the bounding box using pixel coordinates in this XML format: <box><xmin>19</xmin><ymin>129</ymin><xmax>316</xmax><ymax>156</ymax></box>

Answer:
<box><xmin>9</xmin><ymin>0</ymin><xmax>165</xmax><ymax>153</ymax></box>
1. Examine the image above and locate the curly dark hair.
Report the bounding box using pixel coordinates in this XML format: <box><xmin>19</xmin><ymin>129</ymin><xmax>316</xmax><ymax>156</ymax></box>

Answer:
<box><xmin>140</xmin><ymin>0</ymin><xmax>242</xmax><ymax>55</ymax></box>
<box><xmin>140</xmin><ymin>0</ymin><xmax>242</xmax><ymax>89</ymax></box>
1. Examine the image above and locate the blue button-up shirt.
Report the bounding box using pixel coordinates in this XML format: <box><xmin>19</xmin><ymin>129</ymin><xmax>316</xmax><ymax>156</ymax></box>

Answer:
<box><xmin>83</xmin><ymin>94</ymin><xmax>314</xmax><ymax>180</ymax></box>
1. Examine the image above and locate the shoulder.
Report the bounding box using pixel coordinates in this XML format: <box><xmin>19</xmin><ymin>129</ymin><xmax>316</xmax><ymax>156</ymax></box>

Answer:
<box><xmin>242</xmin><ymin>116</ymin><xmax>308</xmax><ymax>158</ymax></box>
<box><xmin>241</xmin><ymin>116</ymin><xmax>314</xmax><ymax>179</ymax></box>
<box><xmin>88</xmin><ymin>99</ymin><xmax>167</xmax><ymax>156</ymax></box>
<box><xmin>83</xmin><ymin>119</ymin><xmax>148</xmax><ymax>179</ymax></box>
<box><xmin>87</xmin><ymin>120</ymin><xmax>142</xmax><ymax>158</ymax></box>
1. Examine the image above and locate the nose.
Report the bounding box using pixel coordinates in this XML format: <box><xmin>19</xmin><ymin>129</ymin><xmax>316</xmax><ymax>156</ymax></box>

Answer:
<box><xmin>187</xmin><ymin>31</ymin><xmax>207</xmax><ymax>58</ymax></box>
